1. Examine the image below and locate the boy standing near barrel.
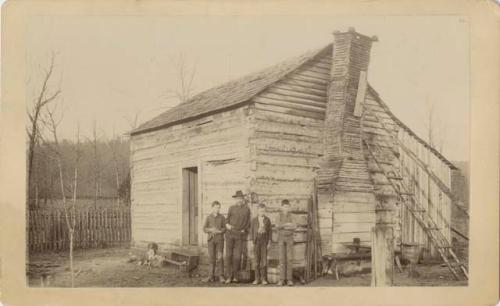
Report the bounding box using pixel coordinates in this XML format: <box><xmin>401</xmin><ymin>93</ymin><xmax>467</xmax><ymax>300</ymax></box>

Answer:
<box><xmin>277</xmin><ymin>199</ymin><xmax>297</xmax><ymax>286</ymax></box>
<box><xmin>250</xmin><ymin>203</ymin><xmax>272</xmax><ymax>285</ymax></box>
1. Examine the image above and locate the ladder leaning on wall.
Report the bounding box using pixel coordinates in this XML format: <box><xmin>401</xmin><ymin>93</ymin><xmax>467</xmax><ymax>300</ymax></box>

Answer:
<box><xmin>362</xmin><ymin>107</ymin><xmax>469</xmax><ymax>281</ymax></box>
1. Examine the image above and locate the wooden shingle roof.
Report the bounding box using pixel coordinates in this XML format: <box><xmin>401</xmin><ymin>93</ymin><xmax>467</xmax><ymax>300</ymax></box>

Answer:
<box><xmin>130</xmin><ymin>42</ymin><xmax>456</xmax><ymax>171</ymax></box>
<box><xmin>131</xmin><ymin>45</ymin><xmax>332</xmax><ymax>135</ymax></box>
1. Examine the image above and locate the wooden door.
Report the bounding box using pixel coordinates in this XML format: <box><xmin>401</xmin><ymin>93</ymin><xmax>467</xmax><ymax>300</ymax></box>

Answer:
<box><xmin>182</xmin><ymin>167</ymin><xmax>198</xmax><ymax>245</ymax></box>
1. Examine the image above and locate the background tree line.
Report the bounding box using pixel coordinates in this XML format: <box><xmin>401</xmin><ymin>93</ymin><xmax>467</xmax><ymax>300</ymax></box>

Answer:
<box><xmin>28</xmin><ymin>135</ymin><xmax>130</xmax><ymax>206</ymax></box>
<box><xmin>27</xmin><ymin>53</ymin><xmax>131</xmax><ymax>209</ymax></box>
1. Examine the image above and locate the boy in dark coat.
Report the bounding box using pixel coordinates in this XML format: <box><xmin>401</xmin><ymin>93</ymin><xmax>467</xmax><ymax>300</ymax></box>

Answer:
<box><xmin>250</xmin><ymin>203</ymin><xmax>272</xmax><ymax>285</ymax></box>
<box><xmin>202</xmin><ymin>201</ymin><xmax>226</xmax><ymax>283</ymax></box>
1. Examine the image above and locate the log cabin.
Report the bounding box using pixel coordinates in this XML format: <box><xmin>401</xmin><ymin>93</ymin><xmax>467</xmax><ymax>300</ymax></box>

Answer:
<box><xmin>129</xmin><ymin>28</ymin><xmax>461</xmax><ymax>272</ymax></box>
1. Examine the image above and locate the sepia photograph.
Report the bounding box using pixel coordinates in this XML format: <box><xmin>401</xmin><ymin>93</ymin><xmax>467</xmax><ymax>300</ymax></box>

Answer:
<box><xmin>23</xmin><ymin>14</ymin><xmax>471</xmax><ymax>288</ymax></box>
<box><xmin>0</xmin><ymin>1</ymin><xmax>498</xmax><ymax>305</ymax></box>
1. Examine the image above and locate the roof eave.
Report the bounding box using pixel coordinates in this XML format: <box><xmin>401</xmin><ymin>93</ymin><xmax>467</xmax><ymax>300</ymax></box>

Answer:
<box><xmin>130</xmin><ymin>100</ymin><xmax>251</xmax><ymax>136</ymax></box>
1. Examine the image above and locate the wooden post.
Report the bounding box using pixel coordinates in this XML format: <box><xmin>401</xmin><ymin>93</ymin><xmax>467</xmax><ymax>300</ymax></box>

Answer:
<box><xmin>371</xmin><ymin>192</ymin><xmax>397</xmax><ymax>287</ymax></box>
<box><xmin>51</xmin><ymin>211</ymin><xmax>56</xmax><ymax>251</ymax></box>
<box><xmin>371</xmin><ymin>223</ymin><xmax>394</xmax><ymax>286</ymax></box>
<box><xmin>99</xmin><ymin>210</ymin><xmax>103</xmax><ymax>247</ymax></box>
<box><xmin>103</xmin><ymin>208</ymin><xmax>109</xmax><ymax>246</ymax></box>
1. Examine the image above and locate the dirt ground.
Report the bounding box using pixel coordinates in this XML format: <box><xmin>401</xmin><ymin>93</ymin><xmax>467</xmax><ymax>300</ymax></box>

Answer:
<box><xmin>27</xmin><ymin>248</ymin><xmax>467</xmax><ymax>287</ymax></box>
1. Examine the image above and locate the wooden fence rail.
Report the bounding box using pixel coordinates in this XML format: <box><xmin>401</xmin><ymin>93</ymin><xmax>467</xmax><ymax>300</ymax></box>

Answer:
<box><xmin>28</xmin><ymin>207</ymin><xmax>131</xmax><ymax>252</ymax></box>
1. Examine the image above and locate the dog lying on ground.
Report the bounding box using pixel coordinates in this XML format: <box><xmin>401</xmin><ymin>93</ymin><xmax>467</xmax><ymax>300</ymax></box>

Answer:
<box><xmin>136</xmin><ymin>242</ymin><xmax>165</xmax><ymax>267</ymax></box>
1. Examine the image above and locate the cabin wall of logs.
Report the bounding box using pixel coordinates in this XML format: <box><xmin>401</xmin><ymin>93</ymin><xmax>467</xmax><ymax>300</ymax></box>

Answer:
<box><xmin>130</xmin><ymin>107</ymin><xmax>251</xmax><ymax>249</ymax></box>
<box><xmin>248</xmin><ymin>53</ymin><xmax>329</xmax><ymax>259</ymax></box>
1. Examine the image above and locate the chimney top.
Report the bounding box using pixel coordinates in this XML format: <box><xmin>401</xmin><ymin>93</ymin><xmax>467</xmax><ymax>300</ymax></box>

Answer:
<box><xmin>333</xmin><ymin>27</ymin><xmax>378</xmax><ymax>42</ymax></box>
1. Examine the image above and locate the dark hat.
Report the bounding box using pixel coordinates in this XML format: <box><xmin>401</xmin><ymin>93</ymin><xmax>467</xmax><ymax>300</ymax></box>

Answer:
<box><xmin>281</xmin><ymin>199</ymin><xmax>290</xmax><ymax>206</ymax></box>
<box><xmin>232</xmin><ymin>190</ymin><xmax>246</xmax><ymax>198</ymax></box>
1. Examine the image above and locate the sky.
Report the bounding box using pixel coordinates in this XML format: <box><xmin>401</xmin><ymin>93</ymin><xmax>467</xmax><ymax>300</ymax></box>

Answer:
<box><xmin>26</xmin><ymin>15</ymin><xmax>470</xmax><ymax>161</ymax></box>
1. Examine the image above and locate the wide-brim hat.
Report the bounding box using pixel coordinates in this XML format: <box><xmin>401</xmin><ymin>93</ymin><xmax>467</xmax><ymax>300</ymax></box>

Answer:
<box><xmin>232</xmin><ymin>190</ymin><xmax>246</xmax><ymax>198</ymax></box>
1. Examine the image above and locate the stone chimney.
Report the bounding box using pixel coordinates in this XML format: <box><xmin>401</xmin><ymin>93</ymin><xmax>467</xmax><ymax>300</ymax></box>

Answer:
<box><xmin>318</xmin><ymin>27</ymin><xmax>377</xmax><ymax>191</ymax></box>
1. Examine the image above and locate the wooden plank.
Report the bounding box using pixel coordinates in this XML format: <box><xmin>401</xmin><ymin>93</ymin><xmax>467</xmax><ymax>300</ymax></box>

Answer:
<box><xmin>264</xmin><ymin>87</ymin><xmax>327</xmax><ymax>104</ymax></box>
<box><xmin>273</xmin><ymin>81</ymin><xmax>327</xmax><ymax>98</ymax></box>
<box><xmin>255</xmin><ymin>119</ymin><xmax>323</xmax><ymax>139</ymax></box>
<box><xmin>182</xmin><ymin>169</ymin><xmax>189</xmax><ymax>245</ymax></box>
<box><xmin>254</xmin><ymin>135</ymin><xmax>324</xmax><ymax>156</ymax></box>
<box><xmin>332</xmin><ymin>232</ymin><xmax>371</xmax><ymax>246</ymax></box>
<box><xmin>300</xmin><ymin>63</ymin><xmax>331</xmax><ymax>76</ymax></box>
<box><xmin>254</xmin><ymin>131</ymin><xmax>320</xmax><ymax>145</ymax></box>
<box><xmin>253</xmin><ymin>96</ymin><xmax>326</xmax><ymax>114</ymax></box>
<box><xmin>254</xmin><ymin>106</ymin><xmax>324</xmax><ymax>126</ymax></box>
<box><xmin>253</xmin><ymin>178</ymin><xmax>314</xmax><ymax>195</ymax></box>
<box><xmin>334</xmin><ymin>212</ymin><xmax>376</xmax><ymax>223</ymax></box>
<box><xmin>333</xmin><ymin>222</ymin><xmax>374</xmax><ymax>233</ymax></box>
<box><xmin>52</xmin><ymin>211</ymin><xmax>58</xmax><ymax>250</ymax></box>
<box><xmin>286</xmin><ymin>74</ymin><xmax>328</xmax><ymax>87</ymax></box>
<box><xmin>255</xmin><ymin>152</ymin><xmax>321</xmax><ymax>169</ymax></box>
<box><xmin>332</xmin><ymin>201</ymin><xmax>376</xmax><ymax>213</ymax></box>
<box><xmin>309</xmin><ymin>60</ymin><xmax>331</xmax><ymax>70</ymax></box>
<box><xmin>255</xmin><ymin>163</ymin><xmax>316</xmax><ymax>181</ymax></box>
<box><xmin>354</xmin><ymin>70</ymin><xmax>368</xmax><ymax>117</ymax></box>
<box><xmin>294</xmin><ymin>69</ymin><xmax>330</xmax><ymax>82</ymax></box>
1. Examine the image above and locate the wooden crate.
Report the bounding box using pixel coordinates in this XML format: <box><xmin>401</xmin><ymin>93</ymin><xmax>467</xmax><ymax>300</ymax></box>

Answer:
<box><xmin>293</xmin><ymin>229</ymin><xmax>308</xmax><ymax>243</ymax></box>
<box><xmin>171</xmin><ymin>251</ymin><xmax>200</xmax><ymax>273</ymax></box>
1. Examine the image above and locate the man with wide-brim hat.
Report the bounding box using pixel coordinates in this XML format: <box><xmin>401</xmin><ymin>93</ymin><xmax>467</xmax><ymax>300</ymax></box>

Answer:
<box><xmin>224</xmin><ymin>190</ymin><xmax>251</xmax><ymax>283</ymax></box>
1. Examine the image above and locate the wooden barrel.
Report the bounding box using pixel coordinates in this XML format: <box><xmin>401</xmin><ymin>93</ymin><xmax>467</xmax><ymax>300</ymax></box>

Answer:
<box><xmin>267</xmin><ymin>266</ymin><xmax>280</xmax><ymax>284</ymax></box>
<box><xmin>402</xmin><ymin>243</ymin><xmax>421</xmax><ymax>264</ymax></box>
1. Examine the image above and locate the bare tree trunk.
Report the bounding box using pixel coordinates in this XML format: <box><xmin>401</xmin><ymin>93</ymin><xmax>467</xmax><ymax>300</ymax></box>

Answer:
<box><xmin>108</xmin><ymin>134</ymin><xmax>122</xmax><ymax>206</ymax></box>
<box><xmin>69</xmin><ymin>230</ymin><xmax>74</xmax><ymax>286</ymax></box>
<box><xmin>68</xmin><ymin>126</ymin><xmax>80</xmax><ymax>288</ymax></box>
<box><xmin>27</xmin><ymin>53</ymin><xmax>61</xmax><ymax>203</ymax></box>
<box><xmin>92</xmin><ymin>120</ymin><xmax>99</xmax><ymax>209</ymax></box>
<box><xmin>425</xmin><ymin>96</ymin><xmax>446</xmax><ymax>154</ymax></box>
<box><xmin>35</xmin><ymin>184</ymin><xmax>39</xmax><ymax>208</ymax></box>
<box><xmin>161</xmin><ymin>53</ymin><xmax>198</xmax><ymax>104</ymax></box>
<box><xmin>45</xmin><ymin>101</ymin><xmax>80</xmax><ymax>288</ymax></box>
<box><xmin>114</xmin><ymin>164</ymin><xmax>120</xmax><ymax>206</ymax></box>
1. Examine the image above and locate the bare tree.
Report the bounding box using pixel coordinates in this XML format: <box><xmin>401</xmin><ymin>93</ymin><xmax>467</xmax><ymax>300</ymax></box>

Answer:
<box><xmin>42</xmin><ymin>102</ymin><xmax>80</xmax><ymax>287</ymax></box>
<box><xmin>123</xmin><ymin>110</ymin><xmax>142</xmax><ymax>131</ymax></box>
<box><xmin>91</xmin><ymin>120</ymin><xmax>101</xmax><ymax>208</ymax></box>
<box><xmin>106</xmin><ymin>131</ymin><xmax>124</xmax><ymax>205</ymax></box>
<box><xmin>26</xmin><ymin>52</ymin><xmax>61</xmax><ymax>201</ymax></box>
<box><xmin>425</xmin><ymin>96</ymin><xmax>447</xmax><ymax>154</ymax></box>
<box><xmin>161</xmin><ymin>53</ymin><xmax>197</xmax><ymax>104</ymax></box>
<box><xmin>67</xmin><ymin>125</ymin><xmax>81</xmax><ymax>287</ymax></box>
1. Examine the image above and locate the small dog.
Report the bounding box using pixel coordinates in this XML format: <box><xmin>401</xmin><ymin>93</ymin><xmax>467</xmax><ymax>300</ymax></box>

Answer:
<box><xmin>138</xmin><ymin>242</ymin><xmax>161</xmax><ymax>267</ymax></box>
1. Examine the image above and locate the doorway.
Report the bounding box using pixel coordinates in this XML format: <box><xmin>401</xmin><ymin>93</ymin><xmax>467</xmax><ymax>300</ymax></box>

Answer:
<box><xmin>182</xmin><ymin>167</ymin><xmax>198</xmax><ymax>245</ymax></box>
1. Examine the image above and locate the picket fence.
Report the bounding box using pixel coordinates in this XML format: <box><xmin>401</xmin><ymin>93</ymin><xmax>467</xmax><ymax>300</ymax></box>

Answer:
<box><xmin>28</xmin><ymin>207</ymin><xmax>131</xmax><ymax>252</ymax></box>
